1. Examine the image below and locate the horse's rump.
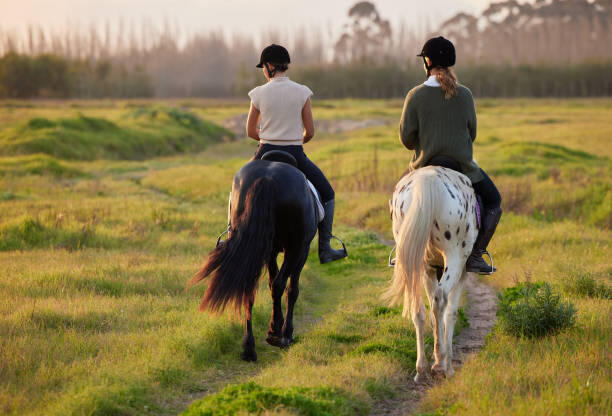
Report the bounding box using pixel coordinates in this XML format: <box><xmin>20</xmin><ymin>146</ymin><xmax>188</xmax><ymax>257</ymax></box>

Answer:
<box><xmin>191</xmin><ymin>160</ymin><xmax>317</xmax><ymax>313</ymax></box>
<box><xmin>385</xmin><ymin>167</ymin><xmax>479</xmax><ymax>315</ymax></box>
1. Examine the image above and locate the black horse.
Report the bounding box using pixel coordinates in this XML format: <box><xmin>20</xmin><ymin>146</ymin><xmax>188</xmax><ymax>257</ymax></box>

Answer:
<box><xmin>190</xmin><ymin>155</ymin><xmax>318</xmax><ymax>361</ymax></box>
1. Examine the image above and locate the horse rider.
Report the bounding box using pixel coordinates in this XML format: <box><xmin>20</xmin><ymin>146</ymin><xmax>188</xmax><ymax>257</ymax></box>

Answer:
<box><xmin>399</xmin><ymin>36</ymin><xmax>502</xmax><ymax>274</ymax></box>
<box><xmin>246</xmin><ymin>44</ymin><xmax>347</xmax><ymax>264</ymax></box>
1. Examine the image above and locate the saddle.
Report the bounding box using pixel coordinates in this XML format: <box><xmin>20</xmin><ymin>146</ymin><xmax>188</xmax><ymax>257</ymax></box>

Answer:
<box><xmin>261</xmin><ymin>150</ymin><xmax>298</xmax><ymax>167</ymax></box>
<box><xmin>261</xmin><ymin>150</ymin><xmax>325</xmax><ymax>222</ymax></box>
<box><xmin>427</xmin><ymin>155</ymin><xmax>483</xmax><ymax>228</ymax></box>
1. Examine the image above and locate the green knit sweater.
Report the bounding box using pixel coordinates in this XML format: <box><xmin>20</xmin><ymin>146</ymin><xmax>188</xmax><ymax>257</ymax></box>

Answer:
<box><xmin>399</xmin><ymin>83</ymin><xmax>483</xmax><ymax>183</ymax></box>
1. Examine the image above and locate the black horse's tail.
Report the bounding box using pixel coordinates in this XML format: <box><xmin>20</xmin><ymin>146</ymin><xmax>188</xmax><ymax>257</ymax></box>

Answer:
<box><xmin>190</xmin><ymin>177</ymin><xmax>276</xmax><ymax>313</ymax></box>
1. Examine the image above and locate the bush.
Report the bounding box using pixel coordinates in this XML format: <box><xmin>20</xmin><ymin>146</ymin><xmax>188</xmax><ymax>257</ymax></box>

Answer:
<box><xmin>497</xmin><ymin>282</ymin><xmax>576</xmax><ymax>338</ymax></box>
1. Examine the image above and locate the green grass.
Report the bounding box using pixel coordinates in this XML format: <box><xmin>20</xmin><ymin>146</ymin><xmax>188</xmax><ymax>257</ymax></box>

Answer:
<box><xmin>0</xmin><ymin>98</ymin><xmax>610</xmax><ymax>416</ymax></box>
<box><xmin>0</xmin><ymin>154</ymin><xmax>85</xmax><ymax>177</ymax></box>
<box><xmin>0</xmin><ymin>107</ymin><xmax>233</xmax><ymax>160</ymax></box>
<box><xmin>182</xmin><ymin>382</ymin><xmax>367</xmax><ymax>416</ymax></box>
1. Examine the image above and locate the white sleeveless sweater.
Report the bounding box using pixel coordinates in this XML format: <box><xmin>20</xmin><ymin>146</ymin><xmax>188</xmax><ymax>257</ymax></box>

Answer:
<box><xmin>248</xmin><ymin>76</ymin><xmax>313</xmax><ymax>146</ymax></box>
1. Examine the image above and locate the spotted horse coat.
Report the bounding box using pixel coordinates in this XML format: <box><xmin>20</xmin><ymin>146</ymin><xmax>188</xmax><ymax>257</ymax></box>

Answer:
<box><xmin>384</xmin><ymin>166</ymin><xmax>479</xmax><ymax>382</ymax></box>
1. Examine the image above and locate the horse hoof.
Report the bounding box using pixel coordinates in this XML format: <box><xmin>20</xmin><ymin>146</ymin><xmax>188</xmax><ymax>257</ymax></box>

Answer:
<box><xmin>281</xmin><ymin>337</ymin><xmax>294</xmax><ymax>348</ymax></box>
<box><xmin>414</xmin><ymin>372</ymin><xmax>429</xmax><ymax>383</ymax></box>
<box><xmin>240</xmin><ymin>350</ymin><xmax>257</xmax><ymax>362</ymax></box>
<box><xmin>266</xmin><ymin>334</ymin><xmax>283</xmax><ymax>348</ymax></box>
<box><xmin>431</xmin><ymin>363</ymin><xmax>446</xmax><ymax>379</ymax></box>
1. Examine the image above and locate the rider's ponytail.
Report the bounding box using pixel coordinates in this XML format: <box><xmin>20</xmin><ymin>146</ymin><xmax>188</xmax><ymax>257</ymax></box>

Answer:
<box><xmin>436</xmin><ymin>67</ymin><xmax>458</xmax><ymax>99</ymax></box>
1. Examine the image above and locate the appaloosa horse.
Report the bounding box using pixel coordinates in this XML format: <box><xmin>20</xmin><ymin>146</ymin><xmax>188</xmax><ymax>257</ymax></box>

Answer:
<box><xmin>384</xmin><ymin>166</ymin><xmax>479</xmax><ymax>382</ymax></box>
<box><xmin>190</xmin><ymin>155</ymin><xmax>318</xmax><ymax>361</ymax></box>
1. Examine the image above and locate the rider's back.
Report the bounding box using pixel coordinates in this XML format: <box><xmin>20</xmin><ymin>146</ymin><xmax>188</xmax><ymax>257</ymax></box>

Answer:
<box><xmin>399</xmin><ymin>84</ymin><xmax>483</xmax><ymax>184</ymax></box>
<box><xmin>248</xmin><ymin>77</ymin><xmax>313</xmax><ymax>146</ymax></box>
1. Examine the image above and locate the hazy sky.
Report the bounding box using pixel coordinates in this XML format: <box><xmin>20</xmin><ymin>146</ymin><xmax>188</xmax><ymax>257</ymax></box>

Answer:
<box><xmin>0</xmin><ymin>0</ymin><xmax>496</xmax><ymax>38</ymax></box>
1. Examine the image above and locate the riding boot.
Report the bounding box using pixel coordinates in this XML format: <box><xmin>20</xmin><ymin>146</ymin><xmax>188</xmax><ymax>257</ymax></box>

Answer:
<box><xmin>318</xmin><ymin>199</ymin><xmax>348</xmax><ymax>264</ymax></box>
<box><xmin>466</xmin><ymin>206</ymin><xmax>502</xmax><ymax>274</ymax></box>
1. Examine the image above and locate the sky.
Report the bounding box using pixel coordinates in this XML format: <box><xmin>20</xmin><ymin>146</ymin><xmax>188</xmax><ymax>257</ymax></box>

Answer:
<box><xmin>0</xmin><ymin>0</ymin><xmax>496</xmax><ymax>38</ymax></box>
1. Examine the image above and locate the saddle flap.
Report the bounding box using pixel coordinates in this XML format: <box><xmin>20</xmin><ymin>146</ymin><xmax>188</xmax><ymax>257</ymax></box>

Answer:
<box><xmin>306</xmin><ymin>180</ymin><xmax>325</xmax><ymax>222</ymax></box>
<box><xmin>475</xmin><ymin>194</ymin><xmax>484</xmax><ymax>229</ymax></box>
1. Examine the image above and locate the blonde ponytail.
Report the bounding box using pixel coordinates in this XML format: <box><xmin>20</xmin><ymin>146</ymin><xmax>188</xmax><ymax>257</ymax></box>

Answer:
<box><xmin>435</xmin><ymin>67</ymin><xmax>458</xmax><ymax>99</ymax></box>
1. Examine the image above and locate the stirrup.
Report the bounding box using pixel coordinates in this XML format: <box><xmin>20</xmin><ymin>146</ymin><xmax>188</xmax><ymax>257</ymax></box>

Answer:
<box><xmin>469</xmin><ymin>250</ymin><xmax>496</xmax><ymax>275</ymax></box>
<box><xmin>481</xmin><ymin>250</ymin><xmax>496</xmax><ymax>275</ymax></box>
<box><xmin>330</xmin><ymin>234</ymin><xmax>348</xmax><ymax>256</ymax></box>
<box><xmin>388</xmin><ymin>246</ymin><xmax>396</xmax><ymax>267</ymax></box>
<box><xmin>216</xmin><ymin>225</ymin><xmax>231</xmax><ymax>247</ymax></box>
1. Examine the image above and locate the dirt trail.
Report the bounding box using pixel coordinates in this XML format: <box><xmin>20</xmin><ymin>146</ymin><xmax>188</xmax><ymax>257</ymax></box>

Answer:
<box><xmin>371</xmin><ymin>273</ymin><xmax>498</xmax><ymax>415</ymax></box>
<box><xmin>222</xmin><ymin>113</ymin><xmax>387</xmax><ymax>136</ymax></box>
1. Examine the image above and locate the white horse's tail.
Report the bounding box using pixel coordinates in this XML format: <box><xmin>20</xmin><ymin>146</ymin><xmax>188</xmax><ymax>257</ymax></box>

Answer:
<box><xmin>383</xmin><ymin>172</ymin><xmax>440</xmax><ymax>317</ymax></box>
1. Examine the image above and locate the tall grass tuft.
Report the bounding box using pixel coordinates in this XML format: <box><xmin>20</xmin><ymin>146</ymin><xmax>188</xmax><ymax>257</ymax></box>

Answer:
<box><xmin>562</xmin><ymin>272</ymin><xmax>612</xmax><ymax>300</ymax></box>
<box><xmin>497</xmin><ymin>282</ymin><xmax>577</xmax><ymax>338</ymax></box>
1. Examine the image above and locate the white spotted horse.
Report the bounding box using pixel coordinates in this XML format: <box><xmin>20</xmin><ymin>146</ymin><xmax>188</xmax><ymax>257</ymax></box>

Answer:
<box><xmin>384</xmin><ymin>165</ymin><xmax>480</xmax><ymax>382</ymax></box>
<box><xmin>189</xmin><ymin>151</ymin><xmax>319</xmax><ymax>362</ymax></box>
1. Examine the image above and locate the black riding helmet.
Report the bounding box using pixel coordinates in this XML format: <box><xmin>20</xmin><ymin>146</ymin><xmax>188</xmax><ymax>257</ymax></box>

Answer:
<box><xmin>417</xmin><ymin>36</ymin><xmax>456</xmax><ymax>75</ymax></box>
<box><xmin>256</xmin><ymin>44</ymin><xmax>291</xmax><ymax>79</ymax></box>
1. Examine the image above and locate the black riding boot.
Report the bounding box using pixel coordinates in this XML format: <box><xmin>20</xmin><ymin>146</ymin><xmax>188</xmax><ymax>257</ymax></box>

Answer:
<box><xmin>466</xmin><ymin>206</ymin><xmax>502</xmax><ymax>274</ymax></box>
<box><xmin>318</xmin><ymin>200</ymin><xmax>348</xmax><ymax>264</ymax></box>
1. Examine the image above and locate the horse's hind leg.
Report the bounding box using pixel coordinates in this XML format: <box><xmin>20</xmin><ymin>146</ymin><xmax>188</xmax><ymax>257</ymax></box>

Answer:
<box><xmin>442</xmin><ymin>273</ymin><xmax>465</xmax><ymax>377</ymax></box>
<box><xmin>414</xmin><ymin>267</ymin><xmax>438</xmax><ymax>382</ymax></box>
<box><xmin>431</xmin><ymin>256</ymin><xmax>464</xmax><ymax>377</ymax></box>
<box><xmin>282</xmin><ymin>249</ymin><xmax>308</xmax><ymax>347</ymax></box>
<box><xmin>240</xmin><ymin>293</ymin><xmax>257</xmax><ymax>362</ymax></box>
<box><xmin>430</xmin><ymin>281</ymin><xmax>448</xmax><ymax>377</ymax></box>
<box><xmin>411</xmin><ymin>299</ymin><xmax>428</xmax><ymax>383</ymax></box>
<box><xmin>266</xmin><ymin>253</ymin><xmax>285</xmax><ymax>347</ymax></box>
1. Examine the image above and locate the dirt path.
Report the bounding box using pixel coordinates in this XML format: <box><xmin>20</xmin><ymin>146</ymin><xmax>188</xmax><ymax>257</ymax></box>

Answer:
<box><xmin>370</xmin><ymin>273</ymin><xmax>498</xmax><ymax>415</ymax></box>
<box><xmin>222</xmin><ymin>113</ymin><xmax>388</xmax><ymax>136</ymax></box>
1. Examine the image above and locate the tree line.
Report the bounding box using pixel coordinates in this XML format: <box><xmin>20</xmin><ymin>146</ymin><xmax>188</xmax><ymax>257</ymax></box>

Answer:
<box><xmin>0</xmin><ymin>0</ymin><xmax>611</xmax><ymax>99</ymax></box>
<box><xmin>0</xmin><ymin>53</ymin><xmax>152</xmax><ymax>98</ymax></box>
<box><xmin>291</xmin><ymin>61</ymin><xmax>612</xmax><ymax>98</ymax></box>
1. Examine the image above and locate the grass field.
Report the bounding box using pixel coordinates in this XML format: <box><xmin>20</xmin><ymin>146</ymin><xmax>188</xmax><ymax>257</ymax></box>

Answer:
<box><xmin>0</xmin><ymin>98</ymin><xmax>610</xmax><ymax>415</ymax></box>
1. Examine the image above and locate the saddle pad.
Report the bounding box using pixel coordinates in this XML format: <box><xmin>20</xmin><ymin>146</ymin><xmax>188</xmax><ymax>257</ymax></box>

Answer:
<box><xmin>307</xmin><ymin>180</ymin><xmax>325</xmax><ymax>222</ymax></box>
<box><xmin>475</xmin><ymin>194</ymin><xmax>483</xmax><ymax>228</ymax></box>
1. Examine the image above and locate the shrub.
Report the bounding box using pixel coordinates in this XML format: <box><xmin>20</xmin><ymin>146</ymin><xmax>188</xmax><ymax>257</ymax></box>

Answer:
<box><xmin>497</xmin><ymin>282</ymin><xmax>576</xmax><ymax>338</ymax></box>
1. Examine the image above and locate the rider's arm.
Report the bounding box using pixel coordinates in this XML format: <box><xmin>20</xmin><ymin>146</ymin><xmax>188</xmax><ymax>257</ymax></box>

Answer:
<box><xmin>302</xmin><ymin>98</ymin><xmax>315</xmax><ymax>144</ymax></box>
<box><xmin>399</xmin><ymin>90</ymin><xmax>418</xmax><ymax>150</ymax></box>
<box><xmin>246</xmin><ymin>102</ymin><xmax>261</xmax><ymax>141</ymax></box>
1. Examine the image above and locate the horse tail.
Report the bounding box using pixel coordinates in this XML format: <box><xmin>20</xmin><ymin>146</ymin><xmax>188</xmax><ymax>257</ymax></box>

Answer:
<box><xmin>189</xmin><ymin>177</ymin><xmax>276</xmax><ymax>313</ymax></box>
<box><xmin>384</xmin><ymin>172</ymin><xmax>440</xmax><ymax>317</ymax></box>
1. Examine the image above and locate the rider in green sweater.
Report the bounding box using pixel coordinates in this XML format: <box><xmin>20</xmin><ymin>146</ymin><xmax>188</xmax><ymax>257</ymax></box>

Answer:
<box><xmin>399</xmin><ymin>36</ymin><xmax>502</xmax><ymax>274</ymax></box>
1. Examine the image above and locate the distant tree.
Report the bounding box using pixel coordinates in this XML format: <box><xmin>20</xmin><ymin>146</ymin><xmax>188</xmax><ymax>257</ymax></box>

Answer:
<box><xmin>0</xmin><ymin>53</ymin><xmax>37</xmax><ymax>98</ymax></box>
<box><xmin>32</xmin><ymin>54</ymin><xmax>70</xmax><ymax>97</ymax></box>
<box><xmin>437</xmin><ymin>0</ymin><xmax>612</xmax><ymax>64</ymax></box>
<box><xmin>334</xmin><ymin>1</ymin><xmax>392</xmax><ymax>63</ymax></box>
